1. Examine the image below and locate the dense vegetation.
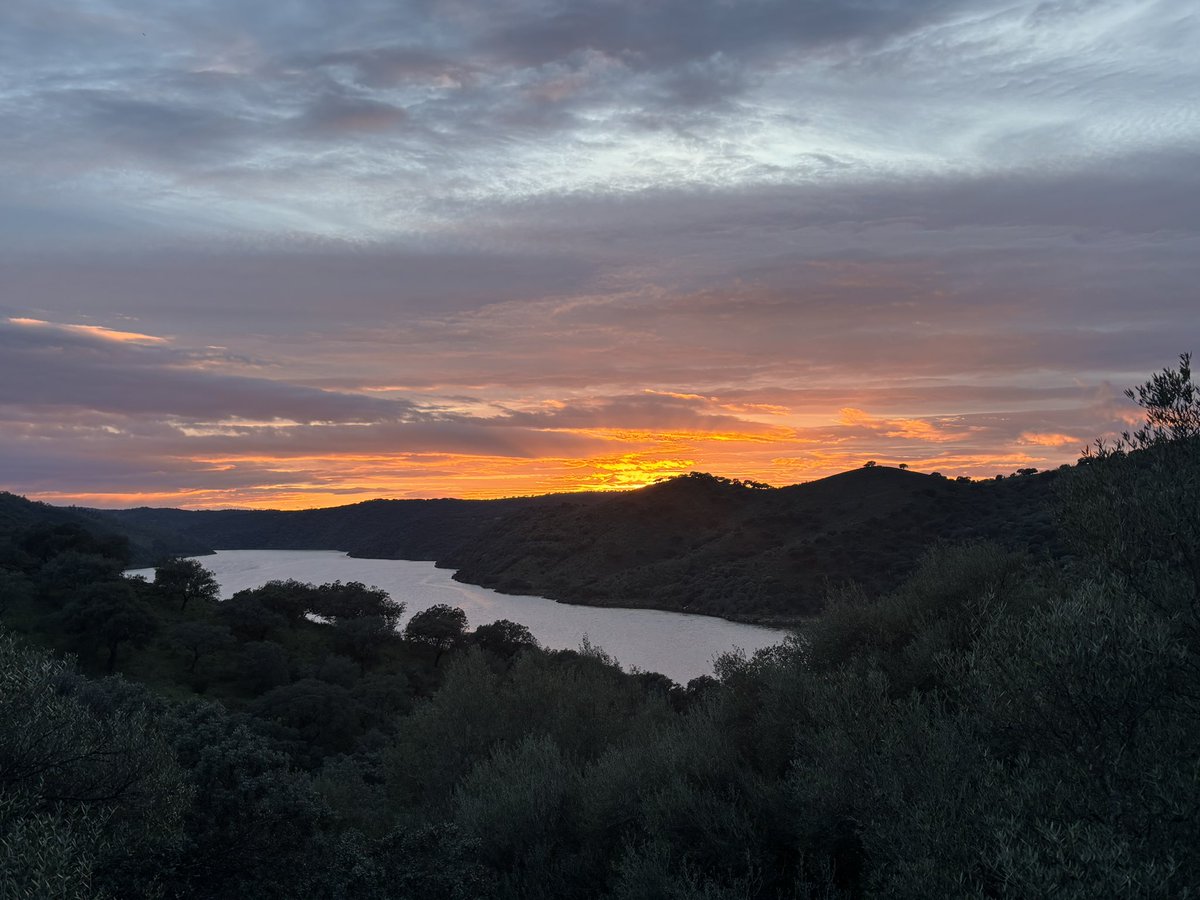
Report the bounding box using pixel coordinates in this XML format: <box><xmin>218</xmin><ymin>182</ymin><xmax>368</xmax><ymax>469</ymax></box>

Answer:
<box><xmin>448</xmin><ymin>464</ymin><xmax>1063</xmax><ymax>623</ymax></box>
<box><xmin>2</xmin><ymin>355</ymin><xmax>1198</xmax><ymax>897</ymax></box>
<box><xmin>101</xmin><ymin>457</ymin><xmax>1063</xmax><ymax>625</ymax></box>
<box><xmin>100</xmin><ymin>493</ymin><xmax>610</xmax><ymax>567</ymax></box>
<box><xmin>0</xmin><ymin>492</ymin><xmax>209</xmax><ymax>568</ymax></box>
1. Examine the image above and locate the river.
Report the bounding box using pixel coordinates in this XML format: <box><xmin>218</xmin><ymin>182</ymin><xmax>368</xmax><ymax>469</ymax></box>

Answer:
<box><xmin>127</xmin><ymin>549</ymin><xmax>787</xmax><ymax>684</ymax></box>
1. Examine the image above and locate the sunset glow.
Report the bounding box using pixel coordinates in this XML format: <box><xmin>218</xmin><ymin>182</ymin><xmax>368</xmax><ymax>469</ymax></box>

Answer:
<box><xmin>1</xmin><ymin>0</ymin><xmax>1196</xmax><ymax>509</ymax></box>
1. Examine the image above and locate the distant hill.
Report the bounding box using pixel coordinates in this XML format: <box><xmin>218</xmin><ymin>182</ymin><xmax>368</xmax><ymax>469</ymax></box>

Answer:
<box><xmin>444</xmin><ymin>468</ymin><xmax>1064</xmax><ymax>623</ymax></box>
<box><xmin>0</xmin><ymin>491</ymin><xmax>208</xmax><ymax>566</ymax></box>
<box><xmin>100</xmin><ymin>492</ymin><xmax>609</xmax><ymax>562</ymax></box>
<box><xmin>95</xmin><ymin>466</ymin><xmax>1065</xmax><ymax>624</ymax></box>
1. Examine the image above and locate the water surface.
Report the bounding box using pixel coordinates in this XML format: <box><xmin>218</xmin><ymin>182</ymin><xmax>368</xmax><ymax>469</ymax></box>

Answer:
<box><xmin>128</xmin><ymin>549</ymin><xmax>787</xmax><ymax>683</ymax></box>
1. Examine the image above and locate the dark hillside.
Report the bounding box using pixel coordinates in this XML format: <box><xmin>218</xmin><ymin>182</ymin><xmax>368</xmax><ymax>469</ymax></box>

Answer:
<box><xmin>102</xmin><ymin>492</ymin><xmax>611</xmax><ymax>560</ymax></box>
<box><xmin>0</xmin><ymin>491</ymin><xmax>207</xmax><ymax>566</ymax></box>
<box><xmin>447</xmin><ymin>467</ymin><xmax>1064</xmax><ymax>622</ymax></box>
<box><xmin>98</xmin><ymin>467</ymin><xmax>1063</xmax><ymax>624</ymax></box>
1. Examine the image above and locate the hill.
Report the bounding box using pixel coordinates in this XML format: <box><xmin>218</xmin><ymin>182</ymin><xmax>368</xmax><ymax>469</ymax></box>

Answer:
<box><xmin>444</xmin><ymin>467</ymin><xmax>1064</xmax><ymax>622</ymax></box>
<box><xmin>0</xmin><ymin>491</ymin><xmax>208</xmax><ymax>566</ymax></box>
<box><xmin>101</xmin><ymin>491</ymin><xmax>610</xmax><ymax>560</ymax></box>
<box><xmin>98</xmin><ymin>466</ymin><xmax>1064</xmax><ymax>624</ymax></box>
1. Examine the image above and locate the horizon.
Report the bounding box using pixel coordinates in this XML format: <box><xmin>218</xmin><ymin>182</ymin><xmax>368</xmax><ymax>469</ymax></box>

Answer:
<box><xmin>21</xmin><ymin>462</ymin><xmax>1029</xmax><ymax>513</ymax></box>
<box><xmin>3</xmin><ymin>0</ymin><xmax>1197</xmax><ymax>509</ymax></box>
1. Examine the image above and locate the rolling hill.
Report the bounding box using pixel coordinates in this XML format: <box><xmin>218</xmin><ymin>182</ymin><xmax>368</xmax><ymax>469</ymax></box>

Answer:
<box><xmin>94</xmin><ymin>466</ymin><xmax>1065</xmax><ymax>624</ymax></box>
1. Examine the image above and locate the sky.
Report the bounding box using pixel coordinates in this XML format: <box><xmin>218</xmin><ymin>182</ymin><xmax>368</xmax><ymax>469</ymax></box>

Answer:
<box><xmin>1</xmin><ymin>0</ymin><xmax>1198</xmax><ymax>509</ymax></box>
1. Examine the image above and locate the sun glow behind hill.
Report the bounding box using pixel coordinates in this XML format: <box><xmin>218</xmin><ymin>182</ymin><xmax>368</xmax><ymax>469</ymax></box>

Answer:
<box><xmin>2</xmin><ymin>313</ymin><xmax>1141</xmax><ymax>510</ymax></box>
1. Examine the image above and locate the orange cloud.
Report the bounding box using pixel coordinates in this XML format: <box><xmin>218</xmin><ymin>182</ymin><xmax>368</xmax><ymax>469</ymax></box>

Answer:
<box><xmin>1019</xmin><ymin>431</ymin><xmax>1081</xmax><ymax>447</ymax></box>
<box><xmin>7</xmin><ymin>317</ymin><xmax>167</xmax><ymax>344</ymax></box>
<box><xmin>838</xmin><ymin>407</ymin><xmax>970</xmax><ymax>443</ymax></box>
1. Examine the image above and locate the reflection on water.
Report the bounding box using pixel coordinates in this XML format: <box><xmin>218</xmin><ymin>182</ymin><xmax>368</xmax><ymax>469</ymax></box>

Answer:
<box><xmin>127</xmin><ymin>549</ymin><xmax>787</xmax><ymax>684</ymax></box>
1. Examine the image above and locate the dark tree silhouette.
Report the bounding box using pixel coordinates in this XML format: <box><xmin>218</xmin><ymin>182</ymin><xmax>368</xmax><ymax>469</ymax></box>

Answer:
<box><xmin>155</xmin><ymin>557</ymin><xmax>219</xmax><ymax>611</ymax></box>
<box><xmin>168</xmin><ymin>622</ymin><xmax>234</xmax><ymax>673</ymax></box>
<box><xmin>63</xmin><ymin>581</ymin><xmax>158</xmax><ymax>673</ymax></box>
<box><xmin>404</xmin><ymin>604</ymin><xmax>468</xmax><ymax>666</ymax></box>
<box><xmin>473</xmin><ymin>619</ymin><xmax>539</xmax><ymax>660</ymax></box>
<box><xmin>218</xmin><ymin>594</ymin><xmax>286</xmax><ymax>641</ymax></box>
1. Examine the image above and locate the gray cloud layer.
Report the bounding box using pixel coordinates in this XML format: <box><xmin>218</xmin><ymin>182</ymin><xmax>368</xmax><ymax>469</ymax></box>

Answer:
<box><xmin>0</xmin><ymin>0</ymin><xmax>1197</xmax><ymax>503</ymax></box>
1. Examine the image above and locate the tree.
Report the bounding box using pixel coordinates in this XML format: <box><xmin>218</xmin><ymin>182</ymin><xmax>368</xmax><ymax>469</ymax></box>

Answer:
<box><xmin>473</xmin><ymin>619</ymin><xmax>539</xmax><ymax>660</ymax></box>
<box><xmin>898</xmin><ymin>463</ymin><xmax>909</xmax><ymax>470</ymax></box>
<box><xmin>404</xmin><ymin>605</ymin><xmax>468</xmax><ymax>666</ymax></box>
<box><xmin>162</xmin><ymin>702</ymin><xmax>337</xmax><ymax>897</ymax></box>
<box><xmin>1058</xmin><ymin>352</ymin><xmax>1200</xmax><ymax>622</ymax></box>
<box><xmin>219</xmin><ymin>594</ymin><xmax>286</xmax><ymax>642</ymax></box>
<box><xmin>0</xmin><ymin>569</ymin><xmax>33</xmax><ymax>615</ymax></box>
<box><xmin>236</xmin><ymin>641</ymin><xmax>291</xmax><ymax>693</ymax></box>
<box><xmin>1122</xmin><ymin>351</ymin><xmax>1197</xmax><ymax>445</ymax></box>
<box><xmin>310</xmin><ymin>581</ymin><xmax>404</xmax><ymax>628</ymax></box>
<box><xmin>62</xmin><ymin>581</ymin><xmax>159</xmax><ymax>673</ymax></box>
<box><xmin>239</xmin><ymin>579</ymin><xmax>316</xmax><ymax>628</ymax></box>
<box><xmin>252</xmin><ymin>679</ymin><xmax>364</xmax><ymax>757</ymax></box>
<box><xmin>168</xmin><ymin>622</ymin><xmax>234</xmax><ymax>673</ymax></box>
<box><xmin>863</xmin><ymin>460</ymin><xmax>877</xmax><ymax>468</ymax></box>
<box><xmin>19</xmin><ymin>522</ymin><xmax>129</xmax><ymax>567</ymax></box>
<box><xmin>0</xmin><ymin>631</ymin><xmax>184</xmax><ymax>898</ymax></box>
<box><xmin>155</xmin><ymin>557</ymin><xmax>220</xmax><ymax>612</ymax></box>
<box><xmin>37</xmin><ymin>550</ymin><xmax>124</xmax><ymax>607</ymax></box>
<box><xmin>333</xmin><ymin>615</ymin><xmax>396</xmax><ymax>670</ymax></box>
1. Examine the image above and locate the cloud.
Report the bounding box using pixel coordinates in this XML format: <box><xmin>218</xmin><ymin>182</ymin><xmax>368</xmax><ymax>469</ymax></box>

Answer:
<box><xmin>294</xmin><ymin>90</ymin><xmax>408</xmax><ymax>136</ymax></box>
<box><xmin>0</xmin><ymin>0</ymin><xmax>1196</xmax><ymax>505</ymax></box>
<box><xmin>7</xmin><ymin>317</ymin><xmax>168</xmax><ymax>345</ymax></box>
<box><xmin>1019</xmin><ymin>431</ymin><xmax>1082</xmax><ymax>448</ymax></box>
<box><xmin>0</xmin><ymin>317</ymin><xmax>411</xmax><ymax>424</ymax></box>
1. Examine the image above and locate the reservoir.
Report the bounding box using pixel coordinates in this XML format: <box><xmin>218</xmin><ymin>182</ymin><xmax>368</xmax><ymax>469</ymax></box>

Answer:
<box><xmin>128</xmin><ymin>549</ymin><xmax>787</xmax><ymax>684</ymax></box>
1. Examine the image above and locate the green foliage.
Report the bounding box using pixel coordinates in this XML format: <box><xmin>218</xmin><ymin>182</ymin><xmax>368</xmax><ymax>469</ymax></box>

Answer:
<box><xmin>0</xmin><ymin>631</ymin><xmax>185</xmax><ymax>899</ymax></box>
<box><xmin>153</xmin><ymin>557</ymin><xmax>219</xmax><ymax>612</ymax></box>
<box><xmin>333</xmin><ymin>615</ymin><xmax>398</xmax><ymax>669</ymax></box>
<box><xmin>404</xmin><ymin>604</ymin><xmax>468</xmax><ymax>666</ymax></box>
<box><xmin>36</xmin><ymin>551</ymin><xmax>125</xmax><ymax>608</ymax></box>
<box><xmin>473</xmin><ymin>619</ymin><xmax>539</xmax><ymax>660</ymax></box>
<box><xmin>237</xmin><ymin>578</ymin><xmax>315</xmax><ymax>626</ymax></box>
<box><xmin>1124</xmin><ymin>351</ymin><xmax>1198</xmax><ymax>444</ymax></box>
<box><xmin>308</xmin><ymin>581</ymin><xmax>405</xmax><ymax>628</ymax></box>
<box><xmin>455</xmin><ymin>734</ymin><xmax>579</xmax><ymax>873</ymax></box>
<box><xmin>0</xmin><ymin>569</ymin><xmax>33</xmax><ymax>616</ymax></box>
<box><xmin>218</xmin><ymin>593</ymin><xmax>286</xmax><ymax>641</ymax></box>
<box><xmin>235</xmin><ymin>640</ymin><xmax>291</xmax><ymax>693</ymax></box>
<box><xmin>803</xmin><ymin>542</ymin><xmax>1035</xmax><ymax>691</ymax></box>
<box><xmin>162</xmin><ymin>702</ymin><xmax>337</xmax><ymax>899</ymax></box>
<box><xmin>167</xmin><ymin>621</ymin><xmax>234</xmax><ymax>674</ymax></box>
<box><xmin>19</xmin><ymin>523</ymin><xmax>129</xmax><ymax>569</ymax></box>
<box><xmin>252</xmin><ymin>679</ymin><xmax>363</xmax><ymax>759</ymax></box>
<box><xmin>1057</xmin><ymin>353</ymin><xmax>1200</xmax><ymax>639</ymax></box>
<box><xmin>62</xmin><ymin>581</ymin><xmax>159</xmax><ymax>673</ymax></box>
